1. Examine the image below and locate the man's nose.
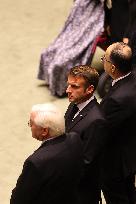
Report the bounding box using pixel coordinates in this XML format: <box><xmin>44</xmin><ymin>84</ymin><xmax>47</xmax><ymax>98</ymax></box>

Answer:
<box><xmin>66</xmin><ymin>85</ymin><xmax>71</xmax><ymax>93</ymax></box>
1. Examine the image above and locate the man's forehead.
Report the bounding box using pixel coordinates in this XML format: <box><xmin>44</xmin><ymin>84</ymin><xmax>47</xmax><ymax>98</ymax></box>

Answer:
<box><xmin>30</xmin><ymin>112</ymin><xmax>36</xmax><ymax>119</ymax></box>
<box><xmin>106</xmin><ymin>45</ymin><xmax>112</xmax><ymax>54</ymax></box>
<box><xmin>67</xmin><ymin>75</ymin><xmax>85</xmax><ymax>84</ymax></box>
<box><xmin>105</xmin><ymin>47</ymin><xmax>113</xmax><ymax>59</ymax></box>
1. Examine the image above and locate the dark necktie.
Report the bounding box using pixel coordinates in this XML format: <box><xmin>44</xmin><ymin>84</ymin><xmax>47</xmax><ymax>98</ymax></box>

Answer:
<box><xmin>70</xmin><ymin>104</ymin><xmax>79</xmax><ymax>121</ymax></box>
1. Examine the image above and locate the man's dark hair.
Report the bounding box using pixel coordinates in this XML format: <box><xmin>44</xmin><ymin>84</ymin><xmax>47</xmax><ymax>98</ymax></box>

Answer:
<box><xmin>68</xmin><ymin>65</ymin><xmax>99</xmax><ymax>90</ymax></box>
<box><xmin>110</xmin><ymin>42</ymin><xmax>132</xmax><ymax>74</ymax></box>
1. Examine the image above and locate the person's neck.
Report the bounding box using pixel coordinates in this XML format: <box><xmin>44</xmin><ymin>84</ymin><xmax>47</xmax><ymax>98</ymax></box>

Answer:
<box><xmin>77</xmin><ymin>94</ymin><xmax>93</xmax><ymax>105</ymax></box>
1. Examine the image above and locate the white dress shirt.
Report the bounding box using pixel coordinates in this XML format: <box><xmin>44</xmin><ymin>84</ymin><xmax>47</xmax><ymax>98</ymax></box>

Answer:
<box><xmin>74</xmin><ymin>95</ymin><xmax>95</xmax><ymax>118</ymax></box>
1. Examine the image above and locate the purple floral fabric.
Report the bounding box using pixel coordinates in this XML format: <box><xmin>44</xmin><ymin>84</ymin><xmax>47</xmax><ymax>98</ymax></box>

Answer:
<box><xmin>37</xmin><ymin>0</ymin><xmax>105</xmax><ymax>96</ymax></box>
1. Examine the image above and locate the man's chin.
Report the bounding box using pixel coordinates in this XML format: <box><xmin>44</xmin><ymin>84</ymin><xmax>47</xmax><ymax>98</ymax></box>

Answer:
<box><xmin>32</xmin><ymin>135</ymin><xmax>42</xmax><ymax>141</ymax></box>
<box><xmin>68</xmin><ymin>97</ymin><xmax>75</xmax><ymax>102</ymax></box>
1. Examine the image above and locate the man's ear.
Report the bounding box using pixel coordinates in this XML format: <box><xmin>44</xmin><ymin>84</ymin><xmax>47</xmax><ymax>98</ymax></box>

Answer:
<box><xmin>111</xmin><ymin>64</ymin><xmax>116</xmax><ymax>73</ymax></box>
<box><xmin>87</xmin><ymin>85</ymin><xmax>94</xmax><ymax>94</ymax></box>
<box><xmin>42</xmin><ymin>127</ymin><xmax>49</xmax><ymax>137</ymax></box>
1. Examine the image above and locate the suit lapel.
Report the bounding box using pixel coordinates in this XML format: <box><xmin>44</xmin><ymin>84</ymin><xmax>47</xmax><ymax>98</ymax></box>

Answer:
<box><xmin>67</xmin><ymin>98</ymin><xmax>97</xmax><ymax>132</ymax></box>
<box><xmin>65</xmin><ymin>103</ymin><xmax>74</xmax><ymax>122</ymax></box>
<box><xmin>68</xmin><ymin>111</ymin><xmax>87</xmax><ymax>131</ymax></box>
<box><xmin>100</xmin><ymin>84</ymin><xmax>115</xmax><ymax>105</ymax></box>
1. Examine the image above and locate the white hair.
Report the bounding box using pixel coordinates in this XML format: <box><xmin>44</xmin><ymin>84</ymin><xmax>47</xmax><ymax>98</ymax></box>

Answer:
<box><xmin>31</xmin><ymin>103</ymin><xmax>65</xmax><ymax>137</ymax></box>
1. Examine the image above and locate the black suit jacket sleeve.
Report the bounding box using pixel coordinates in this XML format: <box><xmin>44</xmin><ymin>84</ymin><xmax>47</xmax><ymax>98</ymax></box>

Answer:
<box><xmin>10</xmin><ymin>160</ymin><xmax>42</xmax><ymax>204</ymax></box>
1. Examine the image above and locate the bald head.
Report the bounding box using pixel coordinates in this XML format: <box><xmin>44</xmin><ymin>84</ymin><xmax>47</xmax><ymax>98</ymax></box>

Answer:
<box><xmin>107</xmin><ymin>42</ymin><xmax>132</xmax><ymax>74</ymax></box>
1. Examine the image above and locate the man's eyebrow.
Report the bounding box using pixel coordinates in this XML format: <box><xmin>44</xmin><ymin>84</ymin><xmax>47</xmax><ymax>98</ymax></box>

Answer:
<box><xmin>67</xmin><ymin>82</ymin><xmax>80</xmax><ymax>86</ymax></box>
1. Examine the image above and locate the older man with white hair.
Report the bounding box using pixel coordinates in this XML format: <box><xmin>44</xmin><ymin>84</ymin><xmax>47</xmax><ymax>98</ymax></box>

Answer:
<box><xmin>10</xmin><ymin>103</ymin><xmax>83</xmax><ymax>204</ymax></box>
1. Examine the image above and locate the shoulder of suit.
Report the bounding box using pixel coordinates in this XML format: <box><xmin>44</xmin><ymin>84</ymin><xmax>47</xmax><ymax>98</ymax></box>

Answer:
<box><xmin>65</xmin><ymin>103</ymin><xmax>73</xmax><ymax>115</ymax></box>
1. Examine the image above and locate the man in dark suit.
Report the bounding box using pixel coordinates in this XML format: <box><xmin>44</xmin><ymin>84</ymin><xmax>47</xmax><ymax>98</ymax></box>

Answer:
<box><xmin>126</xmin><ymin>0</ymin><xmax>136</xmax><ymax>68</ymax></box>
<box><xmin>10</xmin><ymin>103</ymin><xmax>83</xmax><ymax>204</ymax></box>
<box><xmin>100</xmin><ymin>42</ymin><xmax>136</xmax><ymax>204</ymax></box>
<box><xmin>105</xmin><ymin>0</ymin><xmax>136</xmax><ymax>45</ymax></box>
<box><xmin>65</xmin><ymin>65</ymin><xmax>107</xmax><ymax>204</ymax></box>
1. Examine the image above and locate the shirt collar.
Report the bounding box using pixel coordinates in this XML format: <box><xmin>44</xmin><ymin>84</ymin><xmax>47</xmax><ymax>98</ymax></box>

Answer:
<box><xmin>42</xmin><ymin>136</ymin><xmax>56</xmax><ymax>144</ymax></box>
<box><xmin>77</xmin><ymin>95</ymin><xmax>94</xmax><ymax>112</ymax></box>
<box><xmin>112</xmin><ymin>72</ymin><xmax>131</xmax><ymax>86</ymax></box>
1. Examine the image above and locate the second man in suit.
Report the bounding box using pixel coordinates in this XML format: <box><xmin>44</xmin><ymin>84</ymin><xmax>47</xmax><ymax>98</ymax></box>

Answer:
<box><xmin>65</xmin><ymin>65</ymin><xmax>107</xmax><ymax>204</ymax></box>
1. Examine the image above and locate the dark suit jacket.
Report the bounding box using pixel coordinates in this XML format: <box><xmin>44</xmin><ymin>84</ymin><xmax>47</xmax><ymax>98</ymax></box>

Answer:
<box><xmin>108</xmin><ymin>0</ymin><xmax>129</xmax><ymax>42</ymax></box>
<box><xmin>108</xmin><ymin>0</ymin><xmax>136</xmax><ymax>41</ymax></box>
<box><xmin>100</xmin><ymin>73</ymin><xmax>136</xmax><ymax>180</ymax></box>
<box><xmin>125</xmin><ymin>0</ymin><xmax>136</xmax><ymax>38</ymax></box>
<box><xmin>10</xmin><ymin>132</ymin><xmax>83</xmax><ymax>204</ymax></box>
<box><xmin>126</xmin><ymin>0</ymin><xmax>136</xmax><ymax>65</ymax></box>
<box><xmin>65</xmin><ymin>97</ymin><xmax>107</xmax><ymax>163</ymax></box>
